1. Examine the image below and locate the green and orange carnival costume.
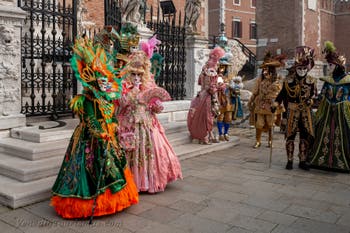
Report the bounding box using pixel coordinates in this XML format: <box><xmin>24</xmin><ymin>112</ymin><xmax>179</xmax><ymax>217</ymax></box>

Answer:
<box><xmin>51</xmin><ymin>37</ymin><xmax>138</xmax><ymax>219</ymax></box>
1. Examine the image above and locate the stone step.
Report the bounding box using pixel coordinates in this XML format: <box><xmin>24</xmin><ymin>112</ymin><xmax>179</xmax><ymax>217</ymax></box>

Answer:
<box><xmin>0</xmin><ymin>137</ymin><xmax>70</xmax><ymax>161</ymax></box>
<box><xmin>163</xmin><ymin>121</ymin><xmax>188</xmax><ymax>134</ymax></box>
<box><xmin>166</xmin><ymin>131</ymin><xmax>191</xmax><ymax>146</ymax></box>
<box><xmin>0</xmin><ymin>153</ymin><xmax>61</xmax><ymax>182</ymax></box>
<box><xmin>0</xmin><ymin>174</ymin><xmax>55</xmax><ymax>209</ymax></box>
<box><xmin>10</xmin><ymin>119</ymin><xmax>78</xmax><ymax>143</ymax></box>
<box><xmin>175</xmin><ymin>136</ymin><xmax>240</xmax><ymax>161</ymax></box>
<box><xmin>0</xmin><ymin>121</ymin><xmax>189</xmax><ymax>183</ymax></box>
<box><xmin>0</xmin><ymin>132</ymin><xmax>190</xmax><ymax>183</ymax></box>
<box><xmin>10</xmin><ymin>118</ymin><xmax>187</xmax><ymax>143</ymax></box>
<box><xmin>0</xmin><ymin>136</ymin><xmax>239</xmax><ymax>209</ymax></box>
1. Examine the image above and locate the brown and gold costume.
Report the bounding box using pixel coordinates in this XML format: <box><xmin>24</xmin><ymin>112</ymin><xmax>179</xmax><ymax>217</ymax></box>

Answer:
<box><xmin>249</xmin><ymin>73</ymin><xmax>283</xmax><ymax>147</ymax></box>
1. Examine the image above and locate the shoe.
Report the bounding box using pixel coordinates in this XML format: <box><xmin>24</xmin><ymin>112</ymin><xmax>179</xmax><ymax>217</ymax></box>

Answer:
<box><xmin>219</xmin><ymin>135</ymin><xmax>225</xmax><ymax>141</ymax></box>
<box><xmin>199</xmin><ymin>139</ymin><xmax>211</xmax><ymax>145</ymax></box>
<box><xmin>224</xmin><ymin>134</ymin><xmax>230</xmax><ymax>141</ymax></box>
<box><xmin>299</xmin><ymin>161</ymin><xmax>309</xmax><ymax>171</ymax></box>
<box><xmin>253</xmin><ymin>142</ymin><xmax>261</xmax><ymax>148</ymax></box>
<box><xmin>285</xmin><ymin>161</ymin><xmax>293</xmax><ymax>170</ymax></box>
<box><xmin>211</xmin><ymin>138</ymin><xmax>220</xmax><ymax>143</ymax></box>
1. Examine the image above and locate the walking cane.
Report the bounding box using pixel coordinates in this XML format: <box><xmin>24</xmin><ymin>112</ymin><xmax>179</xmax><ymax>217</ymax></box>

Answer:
<box><xmin>269</xmin><ymin>104</ymin><xmax>276</xmax><ymax>168</ymax></box>
<box><xmin>89</xmin><ymin>144</ymin><xmax>109</xmax><ymax>224</ymax></box>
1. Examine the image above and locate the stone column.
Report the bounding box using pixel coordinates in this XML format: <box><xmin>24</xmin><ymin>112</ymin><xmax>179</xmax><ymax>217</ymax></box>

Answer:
<box><xmin>0</xmin><ymin>1</ymin><xmax>27</xmax><ymax>131</ymax></box>
<box><xmin>185</xmin><ymin>35</ymin><xmax>209</xmax><ymax>99</ymax></box>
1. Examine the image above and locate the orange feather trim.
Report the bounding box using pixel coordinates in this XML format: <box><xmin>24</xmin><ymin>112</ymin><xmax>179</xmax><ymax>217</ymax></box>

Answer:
<box><xmin>50</xmin><ymin>168</ymin><xmax>138</xmax><ymax>219</ymax></box>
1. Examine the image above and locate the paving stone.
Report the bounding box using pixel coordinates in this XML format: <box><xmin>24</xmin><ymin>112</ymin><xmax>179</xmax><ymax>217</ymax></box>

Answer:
<box><xmin>290</xmin><ymin>218</ymin><xmax>349</xmax><ymax>233</ymax></box>
<box><xmin>336</xmin><ymin>212</ymin><xmax>350</xmax><ymax>227</ymax></box>
<box><xmin>242</xmin><ymin>196</ymin><xmax>290</xmax><ymax>212</ymax></box>
<box><xmin>106</xmin><ymin>213</ymin><xmax>155</xmax><ymax>233</ymax></box>
<box><xmin>311</xmin><ymin>191</ymin><xmax>350</xmax><ymax>207</ymax></box>
<box><xmin>231</xmin><ymin>203</ymin><xmax>265</xmax><ymax>218</ymax></box>
<box><xmin>168</xmin><ymin>199</ymin><xmax>207</xmax><ymax>214</ymax></box>
<box><xmin>138</xmin><ymin>190</ymin><xmax>182</xmax><ymax>206</ymax></box>
<box><xmin>208</xmin><ymin>190</ymin><xmax>249</xmax><ymax>202</ymax></box>
<box><xmin>0</xmin><ymin>208</ymin><xmax>50</xmax><ymax>229</ymax></box>
<box><xmin>257</xmin><ymin>210</ymin><xmax>298</xmax><ymax>225</ymax></box>
<box><xmin>226</xmin><ymin>226</ymin><xmax>254</xmax><ymax>233</ymax></box>
<box><xmin>0</xmin><ymin>220</ymin><xmax>22</xmax><ymax>233</ymax></box>
<box><xmin>168</xmin><ymin>213</ymin><xmax>231</xmax><ymax>233</ymax></box>
<box><xmin>0</xmin><ymin>204</ymin><xmax>11</xmax><ymax>215</ymax></box>
<box><xmin>197</xmin><ymin>206</ymin><xmax>240</xmax><ymax>224</ymax></box>
<box><xmin>125</xmin><ymin>201</ymin><xmax>156</xmax><ymax>215</ymax></box>
<box><xmin>135</xmin><ymin>222</ymin><xmax>188</xmax><ymax>233</ymax></box>
<box><xmin>277</xmin><ymin>195</ymin><xmax>332</xmax><ymax>212</ymax></box>
<box><xmin>229</xmin><ymin>214</ymin><xmax>277</xmax><ymax>233</ymax></box>
<box><xmin>284</xmin><ymin>204</ymin><xmax>340</xmax><ymax>224</ymax></box>
<box><xmin>271</xmin><ymin>224</ymin><xmax>311</xmax><ymax>233</ymax></box>
<box><xmin>174</xmin><ymin>191</ymin><xmax>207</xmax><ymax>204</ymax></box>
<box><xmin>138</xmin><ymin>206</ymin><xmax>184</xmax><ymax>224</ymax></box>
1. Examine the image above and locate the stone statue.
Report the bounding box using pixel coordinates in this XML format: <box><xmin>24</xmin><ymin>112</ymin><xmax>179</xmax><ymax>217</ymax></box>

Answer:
<box><xmin>185</xmin><ymin>0</ymin><xmax>202</xmax><ymax>33</ymax></box>
<box><xmin>121</xmin><ymin>0</ymin><xmax>143</xmax><ymax>23</ymax></box>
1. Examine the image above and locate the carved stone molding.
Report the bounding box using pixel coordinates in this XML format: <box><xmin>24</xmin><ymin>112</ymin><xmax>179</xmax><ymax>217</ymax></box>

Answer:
<box><xmin>0</xmin><ymin>4</ymin><xmax>27</xmax><ymax>128</ymax></box>
<box><xmin>185</xmin><ymin>35</ymin><xmax>209</xmax><ymax>99</ymax></box>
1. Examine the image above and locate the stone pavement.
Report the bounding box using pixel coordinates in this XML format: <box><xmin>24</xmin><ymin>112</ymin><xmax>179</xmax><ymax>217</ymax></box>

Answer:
<box><xmin>0</xmin><ymin>127</ymin><xmax>350</xmax><ymax>233</ymax></box>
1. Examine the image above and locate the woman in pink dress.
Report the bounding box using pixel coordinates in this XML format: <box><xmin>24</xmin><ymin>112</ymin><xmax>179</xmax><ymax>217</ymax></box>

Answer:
<box><xmin>117</xmin><ymin>50</ymin><xmax>182</xmax><ymax>193</ymax></box>
<box><xmin>187</xmin><ymin>47</ymin><xmax>225</xmax><ymax>144</ymax></box>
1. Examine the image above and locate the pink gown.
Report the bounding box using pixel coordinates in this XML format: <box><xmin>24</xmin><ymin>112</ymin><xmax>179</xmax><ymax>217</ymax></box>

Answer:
<box><xmin>187</xmin><ymin>68</ymin><xmax>218</xmax><ymax>141</ymax></box>
<box><xmin>117</xmin><ymin>86</ymin><xmax>182</xmax><ymax>193</ymax></box>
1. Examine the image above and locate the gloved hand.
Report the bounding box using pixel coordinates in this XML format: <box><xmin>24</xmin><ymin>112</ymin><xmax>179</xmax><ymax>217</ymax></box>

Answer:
<box><xmin>149</xmin><ymin>99</ymin><xmax>164</xmax><ymax>113</ymax></box>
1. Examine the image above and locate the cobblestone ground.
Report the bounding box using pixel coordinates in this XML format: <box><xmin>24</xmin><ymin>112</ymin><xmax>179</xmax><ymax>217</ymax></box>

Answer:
<box><xmin>0</xmin><ymin>126</ymin><xmax>350</xmax><ymax>233</ymax></box>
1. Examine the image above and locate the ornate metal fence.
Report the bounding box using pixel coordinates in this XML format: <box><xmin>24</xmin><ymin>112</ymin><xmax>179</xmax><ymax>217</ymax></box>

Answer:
<box><xmin>19</xmin><ymin>0</ymin><xmax>77</xmax><ymax>118</ymax></box>
<box><xmin>105</xmin><ymin>0</ymin><xmax>121</xmax><ymax>30</ymax></box>
<box><xmin>146</xmin><ymin>8</ymin><xmax>187</xmax><ymax>100</ymax></box>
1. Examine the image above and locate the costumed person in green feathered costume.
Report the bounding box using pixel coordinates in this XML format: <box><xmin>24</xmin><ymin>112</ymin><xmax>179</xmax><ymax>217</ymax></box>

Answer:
<box><xmin>51</xmin><ymin>37</ymin><xmax>138</xmax><ymax>219</ymax></box>
<box><xmin>308</xmin><ymin>41</ymin><xmax>350</xmax><ymax>173</ymax></box>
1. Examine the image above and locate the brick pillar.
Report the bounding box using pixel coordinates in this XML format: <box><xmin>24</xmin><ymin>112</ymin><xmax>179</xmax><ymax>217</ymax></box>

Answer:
<box><xmin>0</xmin><ymin>1</ymin><xmax>27</xmax><ymax>132</ymax></box>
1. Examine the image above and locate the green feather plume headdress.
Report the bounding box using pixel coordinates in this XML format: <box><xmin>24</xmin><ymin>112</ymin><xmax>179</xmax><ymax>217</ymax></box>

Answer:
<box><xmin>70</xmin><ymin>37</ymin><xmax>123</xmax><ymax>103</ymax></box>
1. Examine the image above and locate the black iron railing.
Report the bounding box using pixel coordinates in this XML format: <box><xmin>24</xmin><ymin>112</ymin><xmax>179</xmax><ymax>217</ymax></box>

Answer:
<box><xmin>19</xmin><ymin>0</ymin><xmax>77</xmax><ymax>118</ymax></box>
<box><xmin>146</xmin><ymin>6</ymin><xmax>187</xmax><ymax>100</ymax></box>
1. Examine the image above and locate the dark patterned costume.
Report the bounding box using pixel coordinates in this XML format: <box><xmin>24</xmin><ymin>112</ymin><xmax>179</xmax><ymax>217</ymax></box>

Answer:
<box><xmin>275</xmin><ymin>46</ymin><xmax>316</xmax><ymax>170</ymax></box>
<box><xmin>275</xmin><ymin>74</ymin><xmax>317</xmax><ymax>166</ymax></box>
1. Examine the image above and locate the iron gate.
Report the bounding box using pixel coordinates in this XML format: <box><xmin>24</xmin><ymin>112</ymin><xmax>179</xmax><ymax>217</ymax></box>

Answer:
<box><xmin>105</xmin><ymin>0</ymin><xmax>121</xmax><ymax>30</ymax></box>
<box><xmin>146</xmin><ymin>8</ymin><xmax>187</xmax><ymax>100</ymax></box>
<box><xmin>19</xmin><ymin>0</ymin><xmax>77</xmax><ymax>117</ymax></box>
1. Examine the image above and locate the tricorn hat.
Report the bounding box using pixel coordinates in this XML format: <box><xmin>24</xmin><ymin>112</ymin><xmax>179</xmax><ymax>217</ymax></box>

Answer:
<box><xmin>259</xmin><ymin>51</ymin><xmax>285</xmax><ymax>68</ymax></box>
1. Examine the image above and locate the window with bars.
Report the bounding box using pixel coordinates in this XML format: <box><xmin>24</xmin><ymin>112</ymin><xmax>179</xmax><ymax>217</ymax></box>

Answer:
<box><xmin>232</xmin><ymin>20</ymin><xmax>242</xmax><ymax>38</ymax></box>
<box><xmin>250</xmin><ymin>23</ymin><xmax>257</xmax><ymax>39</ymax></box>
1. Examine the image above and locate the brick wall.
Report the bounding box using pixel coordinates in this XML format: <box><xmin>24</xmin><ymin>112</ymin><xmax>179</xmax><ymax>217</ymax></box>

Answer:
<box><xmin>208</xmin><ymin>0</ymin><xmax>256</xmax><ymax>54</ymax></box>
<box><xmin>335</xmin><ymin>2</ymin><xmax>350</xmax><ymax>71</ymax></box>
<box><xmin>256</xmin><ymin>0</ymin><xmax>301</xmax><ymax>61</ymax></box>
<box><xmin>80</xmin><ymin>0</ymin><xmax>206</xmax><ymax>36</ymax></box>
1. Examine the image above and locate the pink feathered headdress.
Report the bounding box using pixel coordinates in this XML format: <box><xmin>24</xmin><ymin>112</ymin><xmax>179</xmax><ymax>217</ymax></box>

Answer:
<box><xmin>140</xmin><ymin>35</ymin><xmax>161</xmax><ymax>58</ymax></box>
<box><xmin>209</xmin><ymin>46</ymin><xmax>226</xmax><ymax>63</ymax></box>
